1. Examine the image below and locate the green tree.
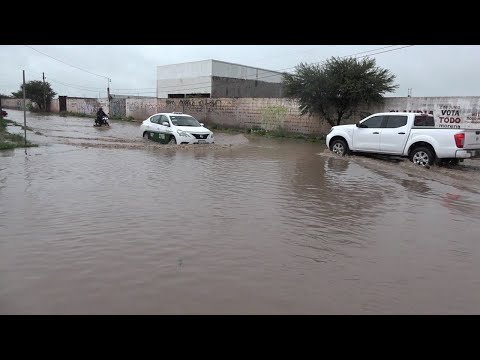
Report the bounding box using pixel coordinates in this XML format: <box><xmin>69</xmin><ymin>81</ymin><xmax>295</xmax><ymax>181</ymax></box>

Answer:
<box><xmin>11</xmin><ymin>80</ymin><xmax>56</xmax><ymax>110</ymax></box>
<box><xmin>283</xmin><ymin>57</ymin><xmax>398</xmax><ymax>126</ymax></box>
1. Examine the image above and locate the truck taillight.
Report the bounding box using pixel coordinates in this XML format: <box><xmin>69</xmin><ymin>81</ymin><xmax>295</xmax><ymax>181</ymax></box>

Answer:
<box><xmin>454</xmin><ymin>133</ymin><xmax>465</xmax><ymax>148</ymax></box>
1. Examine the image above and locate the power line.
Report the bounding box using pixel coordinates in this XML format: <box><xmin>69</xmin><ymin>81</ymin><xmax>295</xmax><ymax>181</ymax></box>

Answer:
<box><xmin>24</xmin><ymin>45</ymin><xmax>110</xmax><ymax>80</ymax></box>
<box><xmin>48</xmin><ymin>77</ymin><xmax>104</xmax><ymax>91</ymax></box>
<box><xmin>355</xmin><ymin>45</ymin><xmax>414</xmax><ymax>59</ymax></box>
<box><xmin>48</xmin><ymin>78</ymin><xmax>102</xmax><ymax>93</ymax></box>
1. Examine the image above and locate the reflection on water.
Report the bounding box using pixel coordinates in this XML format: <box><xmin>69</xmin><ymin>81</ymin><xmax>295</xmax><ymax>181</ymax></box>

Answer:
<box><xmin>1</xmin><ymin>110</ymin><xmax>480</xmax><ymax>314</ymax></box>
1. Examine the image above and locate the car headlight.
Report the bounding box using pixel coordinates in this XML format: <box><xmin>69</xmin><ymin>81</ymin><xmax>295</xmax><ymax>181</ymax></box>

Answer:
<box><xmin>177</xmin><ymin>130</ymin><xmax>191</xmax><ymax>137</ymax></box>
<box><xmin>209</xmin><ymin>132</ymin><xmax>214</xmax><ymax>138</ymax></box>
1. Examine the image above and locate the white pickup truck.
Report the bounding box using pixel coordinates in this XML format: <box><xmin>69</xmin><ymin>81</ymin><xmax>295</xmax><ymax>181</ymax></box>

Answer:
<box><xmin>326</xmin><ymin>112</ymin><xmax>480</xmax><ymax>166</ymax></box>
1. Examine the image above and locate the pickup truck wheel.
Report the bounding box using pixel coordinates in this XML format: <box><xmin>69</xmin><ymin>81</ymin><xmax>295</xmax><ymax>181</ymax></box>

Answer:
<box><xmin>410</xmin><ymin>147</ymin><xmax>434</xmax><ymax>167</ymax></box>
<box><xmin>331</xmin><ymin>139</ymin><xmax>348</xmax><ymax>156</ymax></box>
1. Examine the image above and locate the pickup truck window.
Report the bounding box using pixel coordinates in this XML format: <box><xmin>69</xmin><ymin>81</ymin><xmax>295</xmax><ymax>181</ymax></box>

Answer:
<box><xmin>414</xmin><ymin>115</ymin><xmax>435</xmax><ymax>127</ymax></box>
<box><xmin>384</xmin><ymin>115</ymin><xmax>408</xmax><ymax>128</ymax></box>
<box><xmin>361</xmin><ymin>116</ymin><xmax>384</xmax><ymax>128</ymax></box>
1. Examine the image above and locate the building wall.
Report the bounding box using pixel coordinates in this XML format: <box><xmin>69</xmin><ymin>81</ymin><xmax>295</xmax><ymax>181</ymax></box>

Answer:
<box><xmin>156</xmin><ymin>76</ymin><xmax>212</xmax><ymax>98</ymax></box>
<box><xmin>156</xmin><ymin>59</ymin><xmax>283</xmax><ymax>98</ymax></box>
<box><xmin>211</xmin><ymin>60</ymin><xmax>283</xmax><ymax>83</ymax></box>
<box><xmin>211</xmin><ymin>77</ymin><xmax>284</xmax><ymax>98</ymax></box>
<box><xmin>157</xmin><ymin>60</ymin><xmax>213</xmax><ymax>79</ymax></box>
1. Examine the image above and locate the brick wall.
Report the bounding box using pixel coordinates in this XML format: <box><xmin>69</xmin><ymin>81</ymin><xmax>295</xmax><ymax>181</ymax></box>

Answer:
<box><xmin>125</xmin><ymin>97</ymin><xmax>368</xmax><ymax>135</ymax></box>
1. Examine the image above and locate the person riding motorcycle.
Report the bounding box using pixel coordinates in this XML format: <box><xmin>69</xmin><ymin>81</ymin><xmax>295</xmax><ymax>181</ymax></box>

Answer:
<box><xmin>95</xmin><ymin>107</ymin><xmax>108</xmax><ymax>126</ymax></box>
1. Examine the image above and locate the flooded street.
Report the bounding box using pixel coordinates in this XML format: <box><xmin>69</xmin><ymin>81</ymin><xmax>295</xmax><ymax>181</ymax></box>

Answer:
<box><xmin>1</xmin><ymin>109</ymin><xmax>480</xmax><ymax>314</ymax></box>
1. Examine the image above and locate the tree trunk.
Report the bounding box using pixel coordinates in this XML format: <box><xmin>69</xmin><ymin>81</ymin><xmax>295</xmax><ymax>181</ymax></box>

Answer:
<box><xmin>336</xmin><ymin>111</ymin><xmax>344</xmax><ymax>126</ymax></box>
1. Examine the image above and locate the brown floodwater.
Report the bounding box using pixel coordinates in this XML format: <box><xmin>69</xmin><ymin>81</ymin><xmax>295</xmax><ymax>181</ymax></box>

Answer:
<box><xmin>1</xmin><ymin>110</ymin><xmax>480</xmax><ymax>314</ymax></box>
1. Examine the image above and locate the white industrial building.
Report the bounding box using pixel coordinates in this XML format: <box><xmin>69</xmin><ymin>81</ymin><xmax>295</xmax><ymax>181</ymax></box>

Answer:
<box><xmin>156</xmin><ymin>59</ymin><xmax>284</xmax><ymax>98</ymax></box>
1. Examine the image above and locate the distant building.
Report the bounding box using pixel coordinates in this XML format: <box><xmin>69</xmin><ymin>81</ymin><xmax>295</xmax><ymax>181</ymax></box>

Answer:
<box><xmin>156</xmin><ymin>59</ymin><xmax>284</xmax><ymax>99</ymax></box>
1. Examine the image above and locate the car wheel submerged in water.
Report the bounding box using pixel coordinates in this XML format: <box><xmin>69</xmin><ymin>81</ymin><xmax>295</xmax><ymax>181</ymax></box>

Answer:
<box><xmin>330</xmin><ymin>138</ymin><xmax>349</xmax><ymax>156</ymax></box>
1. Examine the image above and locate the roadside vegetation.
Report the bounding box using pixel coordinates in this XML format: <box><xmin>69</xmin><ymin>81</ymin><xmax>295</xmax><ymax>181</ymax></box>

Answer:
<box><xmin>207</xmin><ymin>123</ymin><xmax>325</xmax><ymax>142</ymax></box>
<box><xmin>0</xmin><ymin>118</ymin><xmax>37</xmax><ymax>150</ymax></box>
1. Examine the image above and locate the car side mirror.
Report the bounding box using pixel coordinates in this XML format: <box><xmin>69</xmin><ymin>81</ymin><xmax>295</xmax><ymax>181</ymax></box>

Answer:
<box><xmin>162</xmin><ymin>122</ymin><xmax>169</xmax><ymax>126</ymax></box>
<box><xmin>200</xmin><ymin>123</ymin><xmax>204</xmax><ymax>127</ymax></box>
<box><xmin>356</xmin><ymin>122</ymin><xmax>360</xmax><ymax>127</ymax></box>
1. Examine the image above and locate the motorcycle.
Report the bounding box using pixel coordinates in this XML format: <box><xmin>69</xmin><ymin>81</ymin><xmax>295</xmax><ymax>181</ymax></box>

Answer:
<box><xmin>94</xmin><ymin>115</ymin><xmax>110</xmax><ymax>127</ymax></box>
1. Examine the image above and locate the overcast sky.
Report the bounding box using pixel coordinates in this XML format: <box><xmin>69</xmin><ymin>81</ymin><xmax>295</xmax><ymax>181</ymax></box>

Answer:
<box><xmin>1</xmin><ymin>45</ymin><xmax>479</xmax><ymax>98</ymax></box>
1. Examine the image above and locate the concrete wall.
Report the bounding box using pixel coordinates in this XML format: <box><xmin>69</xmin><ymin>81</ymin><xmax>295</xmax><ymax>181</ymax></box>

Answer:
<box><xmin>66</xmin><ymin>97</ymin><xmax>108</xmax><ymax>115</ymax></box>
<box><xmin>126</xmin><ymin>98</ymin><xmax>158</xmax><ymax>120</ymax></box>
<box><xmin>1</xmin><ymin>98</ymin><xmax>33</xmax><ymax>110</ymax></box>
<box><xmin>110</xmin><ymin>98</ymin><xmax>126</xmax><ymax>118</ymax></box>
<box><xmin>211</xmin><ymin>77</ymin><xmax>284</xmax><ymax>98</ymax></box>
<box><xmin>49</xmin><ymin>98</ymin><xmax>60</xmax><ymax>112</ymax></box>
<box><xmin>66</xmin><ymin>97</ymin><xmax>101</xmax><ymax>115</ymax></box>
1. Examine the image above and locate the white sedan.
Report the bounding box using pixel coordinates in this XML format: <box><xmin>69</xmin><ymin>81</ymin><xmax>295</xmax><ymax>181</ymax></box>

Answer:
<box><xmin>140</xmin><ymin>112</ymin><xmax>214</xmax><ymax>145</ymax></box>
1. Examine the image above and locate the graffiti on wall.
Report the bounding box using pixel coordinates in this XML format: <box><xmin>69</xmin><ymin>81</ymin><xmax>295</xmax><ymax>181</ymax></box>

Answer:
<box><xmin>67</xmin><ymin>100</ymin><xmax>99</xmax><ymax>115</ymax></box>
<box><xmin>110</xmin><ymin>99</ymin><xmax>126</xmax><ymax>117</ymax></box>
<box><xmin>161</xmin><ymin>99</ymin><xmax>224</xmax><ymax>114</ymax></box>
<box><xmin>127</xmin><ymin>101</ymin><xmax>157</xmax><ymax>114</ymax></box>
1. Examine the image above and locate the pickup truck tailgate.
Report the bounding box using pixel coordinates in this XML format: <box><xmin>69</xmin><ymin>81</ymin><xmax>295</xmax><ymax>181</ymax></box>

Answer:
<box><xmin>464</xmin><ymin>129</ymin><xmax>480</xmax><ymax>149</ymax></box>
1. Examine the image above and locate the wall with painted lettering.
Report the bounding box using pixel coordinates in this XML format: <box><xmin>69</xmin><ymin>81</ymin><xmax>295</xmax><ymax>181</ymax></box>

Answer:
<box><xmin>1</xmin><ymin>98</ymin><xmax>33</xmax><ymax>110</ymax></box>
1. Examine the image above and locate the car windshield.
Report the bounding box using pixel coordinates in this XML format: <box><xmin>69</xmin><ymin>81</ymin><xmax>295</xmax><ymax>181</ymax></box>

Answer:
<box><xmin>170</xmin><ymin>116</ymin><xmax>200</xmax><ymax>127</ymax></box>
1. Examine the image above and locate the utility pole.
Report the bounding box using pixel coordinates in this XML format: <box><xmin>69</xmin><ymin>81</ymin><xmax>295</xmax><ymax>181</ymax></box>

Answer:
<box><xmin>107</xmin><ymin>78</ymin><xmax>111</xmax><ymax>113</ymax></box>
<box><xmin>42</xmin><ymin>72</ymin><xmax>47</xmax><ymax>111</ymax></box>
<box><xmin>23</xmin><ymin>70</ymin><xmax>27</xmax><ymax>146</ymax></box>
